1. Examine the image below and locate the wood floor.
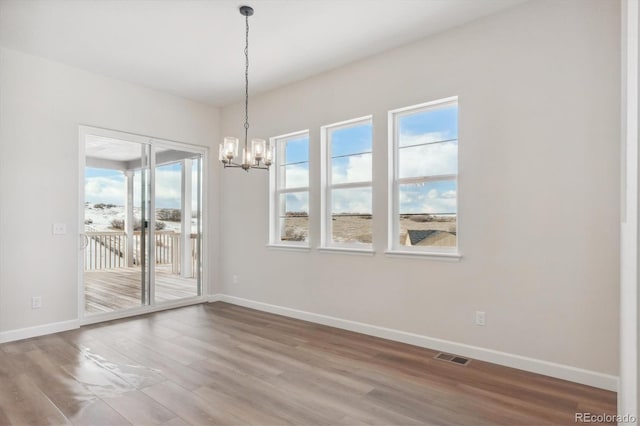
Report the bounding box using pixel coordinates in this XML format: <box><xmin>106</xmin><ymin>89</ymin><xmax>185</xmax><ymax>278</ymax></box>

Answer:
<box><xmin>84</xmin><ymin>266</ymin><xmax>198</xmax><ymax>314</ymax></box>
<box><xmin>0</xmin><ymin>303</ymin><xmax>616</xmax><ymax>425</ymax></box>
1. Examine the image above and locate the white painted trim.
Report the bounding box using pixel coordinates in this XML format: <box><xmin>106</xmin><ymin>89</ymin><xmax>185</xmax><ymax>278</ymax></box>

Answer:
<box><xmin>317</xmin><ymin>247</ymin><xmax>375</xmax><ymax>256</ymax></box>
<box><xmin>269</xmin><ymin>129</ymin><xmax>310</xmax><ymax>246</ymax></box>
<box><xmin>80</xmin><ymin>297</ymin><xmax>207</xmax><ymax>326</ymax></box>
<box><xmin>215</xmin><ymin>294</ymin><xmax>618</xmax><ymax>392</ymax></box>
<box><xmin>0</xmin><ymin>298</ymin><xmax>209</xmax><ymax>343</ymax></box>
<box><xmin>387</xmin><ymin>97</ymin><xmax>460</xmax><ymax>255</ymax></box>
<box><xmin>389</xmin><ymin>96</ymin><xmax>458</xmax><ymax>116</ymax></box>
<box><xmin>78</xmin><ymin>124</ymin><xmax>210</xmax><ymax>151</ymax></box>
<box><xmin>149</xmin><ymin>145</ymin><xmax>157</xmax><ymax>305</ymax></box>
<box><xmin>385</xmin><ymin>250</ymin><xmax>462</xmax><ymax>261</ymax></box>
<box><xmin>208</xmin><ymin>294</ymin><xmax>222</xmax><ymax>302</ymax></box>
<box><xmin>265</xmin><ymin>244</ymin><xmax>311</xmax><ymax>252</ymax></box>
<box><xmin>620</xmin><ymin>0</ymin><xmax>639</xmax><ymax>422</ymax></box>
<box><xmin>0</xmin><ymin>319</ymin><xmax>80</xmax><ymax>344</ymax></box>
<box><xmin>321</xmin><ymin>116</ymin><xmax>374</xmax><ymax>249</ymax></box>
<box><xmin>0</xmin><ymin>294</ymin><xmax>618</xmax><ymax>391</ymax></box>
<box><xmin>78</xmin><ymin>128</ymin><xmax>87</xmax><ymax>322</ymax></box>
<box><xmin>77</xmin><ymin>125</ymin><xmax>210</xmax><ymax>323</ymax></box>
<box><xmin>321</xmin><ymin>115</ymin><xmax>373</xmax><ymax>131</ymax></box>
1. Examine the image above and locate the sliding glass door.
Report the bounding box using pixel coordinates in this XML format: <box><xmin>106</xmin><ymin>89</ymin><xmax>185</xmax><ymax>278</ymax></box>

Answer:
<box><xmin>82</xmin><ymin>129</ymin><xmax>204</xmax><ymax>319</ymax></box>
<box><xmin>83</xmin><ymin>136</ymin><xmax>150</xmax><ymax>314</ymax></box>
<box><xmin>152</xmin><ymin>148</ymin><xmax>202</xmax><ymax>303</ymax></box>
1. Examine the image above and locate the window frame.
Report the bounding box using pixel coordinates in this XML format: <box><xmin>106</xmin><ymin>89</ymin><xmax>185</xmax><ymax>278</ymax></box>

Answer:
<box><xmin>269</xmin><ymin>130</ymin><xmax>310</xmax><ymax>248</ymax></box>
<box><xmin>388</xmin><ymin>96</ymin><xmax>460</xmax><ymax>257</ymax></box>
<box><xmin>320</xmin><ymin>116</ymin><xmax>374</xmax><ymax>250</ymax></box>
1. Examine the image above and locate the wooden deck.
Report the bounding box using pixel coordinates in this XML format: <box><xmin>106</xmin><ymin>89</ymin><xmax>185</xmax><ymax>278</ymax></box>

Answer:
<box><xmin>84</xmin><ymin>266</ymin><xmax>199</xmax><ymax>314</ymax></box>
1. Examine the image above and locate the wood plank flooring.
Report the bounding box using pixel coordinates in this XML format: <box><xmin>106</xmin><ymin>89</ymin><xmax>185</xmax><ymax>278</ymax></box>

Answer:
<box><xmin>0</xmin><ymin>303</ymin><xmax>616</xmax><ymax>425</ymax></box>
<box><xmin>84</xmin><ymin>266</ymin><xmax>198</xmax><ymax>314</ymax></box>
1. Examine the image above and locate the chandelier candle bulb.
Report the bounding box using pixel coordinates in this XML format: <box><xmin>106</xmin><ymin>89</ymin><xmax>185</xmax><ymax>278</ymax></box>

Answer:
<box><xmin>224</xmin><ymin>137</ymin><xmax>239</xmax><ymax>160</ymax></box>
<box><xmin>242</xmin><ymin>148</ymin><xmax>253</xmax><ymax>168</ymax></box>
<box><xmin>264</xmin><ymin>145</ymin><xmax>273</xmax><ymax>166</ymax></box>
<box><xmin>218</xmin><ymin>145</ymin><xmax>229</xmax><ymax>164</ymax></box>
<box><xmin>251</xmin><ymin>138</ymin><xmax>266</xmax><ymax>160</ymax></box>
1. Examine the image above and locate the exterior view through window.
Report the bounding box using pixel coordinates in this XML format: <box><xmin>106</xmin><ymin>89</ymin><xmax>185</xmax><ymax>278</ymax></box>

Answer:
<box><xmin>391</xmin><ymin>97</ymin><xmax>458</xmax><ymax>251</ymax></box>
<box><xmin>323</xmin><ymin>117</ymin><xmax>373</xmax><ymax>246</ymax></box>
<box><xmin>273</xmin><ymin>132</ymin><xmax>310</xmax><ymax>244</ymax></box>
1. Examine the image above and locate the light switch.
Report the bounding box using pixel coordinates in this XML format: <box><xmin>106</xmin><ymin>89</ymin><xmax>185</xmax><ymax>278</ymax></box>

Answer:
<box><xmin>52</xmin><ymin>223</ymin><xmax>67</xmax><ymax>235</ymax></box>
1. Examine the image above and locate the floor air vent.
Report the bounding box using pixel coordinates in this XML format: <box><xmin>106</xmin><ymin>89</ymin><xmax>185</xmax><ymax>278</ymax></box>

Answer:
<box><xmin>434</xmin><ymin>352</ymin><xmax>471</xmax><ymax>366</ymax></box>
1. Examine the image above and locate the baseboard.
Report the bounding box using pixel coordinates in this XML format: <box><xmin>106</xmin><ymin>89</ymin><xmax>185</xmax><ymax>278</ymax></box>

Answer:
<box><xmin>214</xmin><ymin>294</ymin><xmax>618</xmax><ymax>392</ymax></box>
<box><xmin>0</xmin><ymin>319</ymin><xmax>80</xmax><ymax>344</ymax></box>
<box><xmin>81</xmin><ymin>296</ymin><xmax>208</xmax><ymax>326</ymax></box>
<box><xmin>208</xmin><ymin>294</ymin><xmax>222</xmax><ymax>302</ymax></box>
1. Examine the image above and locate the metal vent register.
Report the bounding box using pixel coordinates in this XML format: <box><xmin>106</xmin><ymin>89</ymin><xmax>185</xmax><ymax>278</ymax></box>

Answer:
<box><xmin>434</xmin><ymin>352</ymin><xmax>471</xmax><ymax>366</ymax></box>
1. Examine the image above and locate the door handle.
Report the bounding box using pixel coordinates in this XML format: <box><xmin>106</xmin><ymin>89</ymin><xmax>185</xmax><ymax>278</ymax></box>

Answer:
<box><xmin>79</xmin><ymin>233</ymin><xmax>89</xmax><ymax>249</ymax></box>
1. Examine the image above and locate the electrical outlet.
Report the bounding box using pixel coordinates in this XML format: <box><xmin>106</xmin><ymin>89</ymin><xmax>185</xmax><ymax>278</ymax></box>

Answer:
<box><xmin>32</xmin><ymin>296</ymin><xmax>42</xmax><ymax>309</ymax></box>
<box><xmin>475</xmin><ymin>311</ymin><xmax>486</xmax><ymax>326</ymax></box>
<box><xmin>232</xmin><ymin>275</ymin><xmax>239</xmax><ymax>284</ymax></box>
<box><xmin>52</xmin><ymin>223</ymin><xmax>67</xmax><ymax>235</ymax></box>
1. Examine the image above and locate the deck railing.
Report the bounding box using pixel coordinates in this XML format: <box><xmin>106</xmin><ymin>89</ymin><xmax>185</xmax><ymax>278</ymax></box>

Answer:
<box><xmin>85</xmin><ymin>230</ymin><xmax>198</xmax><ymax>277</ymax></box>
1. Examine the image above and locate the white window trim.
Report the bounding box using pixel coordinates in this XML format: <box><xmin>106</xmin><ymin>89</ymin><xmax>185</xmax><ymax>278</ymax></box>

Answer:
<box><xmin>320</xmin><ymin>115</ymin><xmax>373</xmax><ymax>250</ymax></box>
<box><xmin>387</xmin><ymin>97</ymin><xmax>460</xmax><ymax>258</ymax></box>
<box><xmin>269</xmin><ymin>130</ymin><xmax>310</xmax><ymax>247</ymax></box>
<box><xmin>317</xmin><ymin>247</ymin><xmax>375</xmax><ymax>256</ymax></box>
<box><xmin>265</xmin><ymin>244</ymin><xmax>311</xmax><ymax>252</ymax></box>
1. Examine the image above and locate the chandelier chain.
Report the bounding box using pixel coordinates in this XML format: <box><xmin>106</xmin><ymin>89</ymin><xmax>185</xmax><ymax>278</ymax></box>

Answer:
<box><xmin>244</xmin><ymin>14</ymin><xmax>250</xmax><ymax>148</ymax></box>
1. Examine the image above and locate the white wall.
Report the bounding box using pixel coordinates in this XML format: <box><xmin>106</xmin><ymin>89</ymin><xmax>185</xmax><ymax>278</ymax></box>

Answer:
<box><xmin>220</xmin><ymin>0</ymin><xmax>620</xmax><ymax>382</ymax></box>
<box><xmin>0</xmin><ymin>47</ymin><xmax>220</xmax><ymax>333</ymax></box>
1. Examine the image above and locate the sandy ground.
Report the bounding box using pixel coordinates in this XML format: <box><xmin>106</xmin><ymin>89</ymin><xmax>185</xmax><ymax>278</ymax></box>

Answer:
<box><xmin>282</xmin><ymin>215</ymin><xmax>456</xmax><ymax>246</ymax></box>
<box><xmin>87</xmin><ymin>206</ymin><xmax>455</xmax><ymax>247</ymax></box>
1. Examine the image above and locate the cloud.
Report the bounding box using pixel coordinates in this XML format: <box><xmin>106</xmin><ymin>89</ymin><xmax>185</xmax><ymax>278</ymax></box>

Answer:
<box><xmin>154</xmin><ymin>169</ymin><xmax>182</xmax><ymax>208</ymax></box>
<box><xmin>329</xmin><ymin>131</ymin><xmax>456</xmax><ymax>213</ymax></box>
<box><xmin>86</xmin><ymin>167</ymin><xmax>201</xmax><ymax>210</ymax></box>
<box><xmin>85</xmin><ymin>175</ymin><xmax>125</xmax><ymax>205</ymax></box>
<box><xmin>398</xmin><ymin>131</ymin><xmax>450</xmax><ymax>147</ymax></box>
<box><xmin>398</xmin><ymin>139</ymin><xmax>457</xmax><ymax>179</ymax></box>
<box><xmin>332</xmin><ymin>154</ymin><xmax>372</xmax><ymax>185</ymax></box>
<box><xmin>283</xmin><ymin>192</ymin><xmax>309</xmax><ymax>214</ymax></box>
<box><xmin>332</xmin><ymin>187</ymin><xmax>372</xmax><ymax>214</ymax></box>
<box><xmin>284</xmin><ymin>163</ymin><xmax>309</xmax><ymax>188</ymax></box>
<box><xmin>399</xmin><ymin>184</ymin><xmax>457</xmax><ymax>214</ymax></box>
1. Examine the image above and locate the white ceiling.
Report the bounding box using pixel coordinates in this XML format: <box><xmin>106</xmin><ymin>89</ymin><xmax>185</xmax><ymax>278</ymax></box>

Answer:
<box><xmin>86</xmin><ymin>135</ymin><xmax>169</xmax><ymax>161</ymax></box>
<box><xmin>0</xmin><ymin>0</ymin><xmax>526</xmax><ymax>107</ymax></box>
<box><xmin>85</xmin><ymin>135</ymin><xmax>146</xmax><ymax>162</ymax></box>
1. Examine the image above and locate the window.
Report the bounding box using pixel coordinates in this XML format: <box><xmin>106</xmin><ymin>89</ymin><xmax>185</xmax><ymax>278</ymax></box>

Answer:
<box><xmin>321</xmin><ymin>117</ymin><xmax>373</xmax><ymax>248</ymax></box>
<box><xmin>389</xmin><ymin>97</ymin><xmax>458</xmax><ymax>254</ymax></box>
<box><xmin>270</xmin><ymin>131</ymin><xmax>310</xmax><ymax>246</ymax></box>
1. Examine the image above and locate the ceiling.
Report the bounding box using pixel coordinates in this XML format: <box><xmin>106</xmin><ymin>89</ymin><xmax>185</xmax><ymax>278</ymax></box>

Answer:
<box><xmin>0</xmin><ymin>0</ymin><xmax>526</xmax><ymax>107</ymax></box>
<box><xmin>86</xmin><ymin>135</ymin><xmax>147</xmax><ymax>162</ymax></box>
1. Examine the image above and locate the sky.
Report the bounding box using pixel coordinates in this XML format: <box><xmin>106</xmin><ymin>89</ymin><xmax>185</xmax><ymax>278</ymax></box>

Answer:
<box><xmin>86</xmin><ymin>105</ymin><xmax>457</xmax><ymax>217</ymax></box>
<box><xmin>281</xmin><ymin>105</ymin><xmax>458</xmax><ymax>216</ymax></box>
<box><xmin>85</xmin><ymin>161</ymin><xmax>200</xmax><ymax>210</ymax></box>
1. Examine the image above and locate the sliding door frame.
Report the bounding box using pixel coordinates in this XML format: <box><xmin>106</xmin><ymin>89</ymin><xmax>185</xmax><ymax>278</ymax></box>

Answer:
<box><xmin>77</xmin><ymin>125</ymin><xmax>209</xmax><ymax>325</ymax></box>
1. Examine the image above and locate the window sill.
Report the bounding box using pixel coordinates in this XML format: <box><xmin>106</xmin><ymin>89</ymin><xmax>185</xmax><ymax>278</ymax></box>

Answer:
<box><xmin>266</xmin><ymin>244</ymin><xmax>311</xmax><ymax>252</ymax></box>
<box><xmin>384</xmin><ymin>250</ymin><xmax>462</xmax><ymax>261</ymax></box>
<box><xmin>317</xmin><ymin>247</ymin><xmax>375</xmax><ymax>256</ymax></box>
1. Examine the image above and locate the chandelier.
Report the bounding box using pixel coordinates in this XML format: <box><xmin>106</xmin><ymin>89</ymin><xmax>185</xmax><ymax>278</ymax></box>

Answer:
<box><xmin>219</xmin><ymin>5</ymin><xmax>272</xmax><ymax>171</ymax></box>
